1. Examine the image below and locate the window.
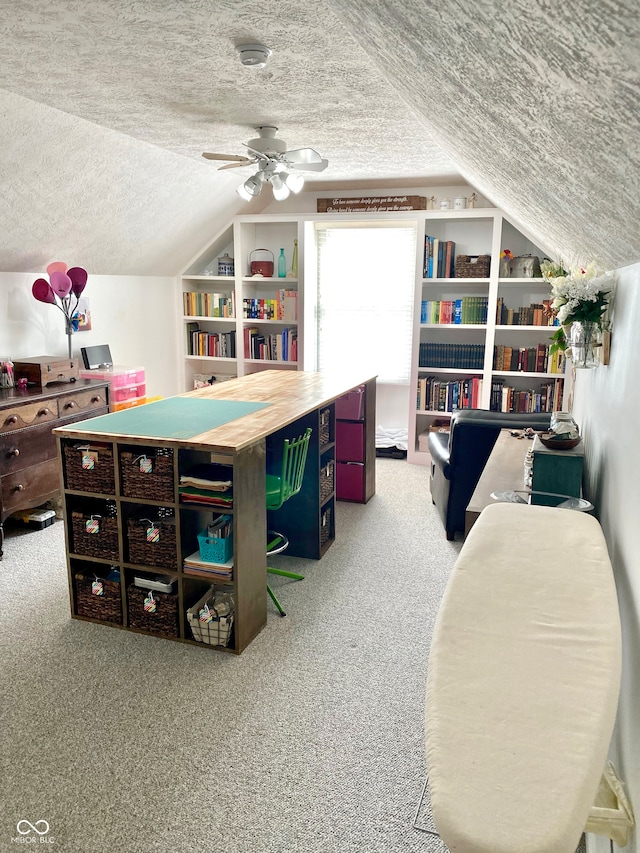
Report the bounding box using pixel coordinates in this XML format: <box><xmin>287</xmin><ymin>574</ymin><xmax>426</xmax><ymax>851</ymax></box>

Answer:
<box><xmin>315</xmin><ymin>223</ymin><xmax>417</xmax><ymax>383</ymax></box>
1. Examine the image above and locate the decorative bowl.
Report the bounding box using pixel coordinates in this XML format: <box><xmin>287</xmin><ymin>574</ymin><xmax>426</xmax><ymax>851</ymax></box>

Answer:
<box><xmin>538</xmin><ymin>433</ymin><xmax>582</xmax><ymax>451</ymax></box>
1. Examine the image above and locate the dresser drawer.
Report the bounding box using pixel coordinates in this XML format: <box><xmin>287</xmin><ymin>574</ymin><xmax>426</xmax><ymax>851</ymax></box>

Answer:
<box><xmin>0</xmin><ymin>421</ymin><xmax>59</xmax><ymax>474</ymax></box>
<box><xmin>0</xmin><ymin>400</ymin><xmax>59</xmax><ymax>433</ymax></box>
<box><xmin>1</xmin><ymin>458</ymin><xmax>61</xmax><ymax>513</ymax></box>
<box><xmin>59</xmin><ymin>387</ymin><xmax>109</xmax><ymax>418</ymax></box>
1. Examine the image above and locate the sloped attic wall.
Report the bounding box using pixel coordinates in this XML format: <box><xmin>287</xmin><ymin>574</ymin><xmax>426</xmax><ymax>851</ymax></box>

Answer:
<box><xmin>327</xmin><ymin>0</ymin><xmax>640</xmax><ymax>271</ymax></box>
<box><xmin>0</xmin><ymin>89</ymin><xmax>263</xmax><ymax>275</ymax></box>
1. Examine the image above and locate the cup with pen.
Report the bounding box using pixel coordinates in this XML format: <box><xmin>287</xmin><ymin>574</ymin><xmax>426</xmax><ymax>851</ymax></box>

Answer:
<box><xmin>0</xmin><ymin>357</ymin><xmax>14</xmax><ymax>388</ymax></box>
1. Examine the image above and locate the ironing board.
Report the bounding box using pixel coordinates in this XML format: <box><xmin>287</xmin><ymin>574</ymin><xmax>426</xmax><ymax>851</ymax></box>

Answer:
<box><xmin>425</xmin><ymin>502</ymin><xmax>621</xmax><ymax>853</ymax></box>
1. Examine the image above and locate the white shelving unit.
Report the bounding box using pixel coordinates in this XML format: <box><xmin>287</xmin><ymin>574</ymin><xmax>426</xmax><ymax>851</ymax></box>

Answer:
<box><xmin>179</xmin><ymin>217</ymin><xmax>303</xmax><ymax>390</ymax></box>
<box><xmin>408</xmin><ymin>210</ymin><xmax>565</xmax><ymax>464</ymax></box>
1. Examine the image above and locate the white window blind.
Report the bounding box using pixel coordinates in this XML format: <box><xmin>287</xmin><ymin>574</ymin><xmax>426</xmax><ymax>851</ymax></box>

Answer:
<box><xmin>315</xmin><ymin>223</ymin><xmax>417</xmax><ymax>384</ymax></box>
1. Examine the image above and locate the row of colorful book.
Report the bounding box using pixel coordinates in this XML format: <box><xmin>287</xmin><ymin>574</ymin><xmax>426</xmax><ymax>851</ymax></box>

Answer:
<box><xmin>183</xmin><ymin>291</ymin><xmax>235</xmax><ymax>318</ymax></box>
<box><xmin>419</xmin><ymin>342</ymin><xmax>485</xmax><ymax>370</ymax></box>
<box><xmin>242</xmin><ymin>290</ymin><xmax>298</xmax><ymax>321</ymax></box>
<box><xmin>416</xmin><ymin>376</ymin><xmax>484</xmax><ymax>412</ymax></box>
<box><xmin>489</xmin><ymin>378</ymin><xmax>564</xmax><ymax>413</ymax></box>
<box><xmin>244</xmin><ymin>327</ymin><xmax>298</xmax><ymax>362</ymax></box>
<box><xmin>495</xmin><ymin>298</ymin><xmax>558</xmax><ymax>326</ymax></box>
<box><xmin>493</xmin><ymin>344</ymin><xmax>565</xmax><ymax>374</ymax></box>
<box><xmin>421</xmin><ymin>297</ymin><xmax>489</xmax><ymax>324</ymax></box>
<box><xmin>187</xmin><ymin>327</ymin><xmax>237</xmax><ymax>358</ymax></box>
<box><xmin>423</xmin><ymin>237</ymin><xmax>456</xmax><ymax>278</ymax></box>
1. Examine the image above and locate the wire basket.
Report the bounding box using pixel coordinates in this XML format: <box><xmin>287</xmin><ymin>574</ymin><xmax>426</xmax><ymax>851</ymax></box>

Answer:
<box><xmin>186</xmin><ymin>588</ymin><xmax>234</xmax><ymax>647</ymax></box>
<box><xmin>75</xmin><ymin>572</ymin><xmax>122</xmax><ymax>623</ymax></box>
<box><xmin>127</xmin><ymin>584</ymin><xmax>179</xmax><ymax>637</ymax></box>
<box><xmin>320</xmin><ymin>459</ymin><xmax>335</xmax><ymax>502</ymax></box>
<box><xmin>64</xmin><ymin>444</ymin><xmax>115</xmax><ymax>493</ymax></box>
<box><xmin>71</xmin><ymin>511</ymin><xmax>119</xmax><ymax>560</ymax></box>
<box><xmin>127</xmin><ymin>515</ymin><xmax>177</xmax><ymax>569</ymax></box>
<box><xmin>120</xmin><ymin>449</ymin><xmax>175</xmax><ymax>502</ymax></box>
<box><xmin>455</xmin><ymin>254</ymin><xmax>491</xmax><ymax>278</ymax></box>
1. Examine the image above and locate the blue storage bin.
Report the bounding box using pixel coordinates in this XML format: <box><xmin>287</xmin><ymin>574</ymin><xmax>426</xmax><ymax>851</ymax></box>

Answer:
<box><xmin>197</xmin><ymin>527</ymin><xmax>233</xmax><ymax>563</ymax></box>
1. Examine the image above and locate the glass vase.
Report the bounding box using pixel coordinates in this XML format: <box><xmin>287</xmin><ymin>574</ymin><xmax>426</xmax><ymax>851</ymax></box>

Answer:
<box><xmin>570</xmin><ymin>321</ymin><xmax>599</xmax><ymax>369</ymax></box>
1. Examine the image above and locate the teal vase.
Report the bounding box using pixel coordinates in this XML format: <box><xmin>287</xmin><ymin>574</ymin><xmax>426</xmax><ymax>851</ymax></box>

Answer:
<box><xmin>278</xmin><ymin>248</ymin><xmax>286</xmax><ymax>278</ymax></box>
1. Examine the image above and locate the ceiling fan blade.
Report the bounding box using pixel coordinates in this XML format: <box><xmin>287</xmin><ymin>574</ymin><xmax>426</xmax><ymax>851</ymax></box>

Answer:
<box><xmin>243</xmin><ymin>144</ymin><xmax>272</xmax><ymax>162</ymax></box>
<box><xmin>289</xmin><ymin>158</ymin><xmax>329</xmax><ymax>172</ymax></box>
<box><xmin>218</xmin><ymin>161</ymin><xmax>255</xmax><ymax>171</ymax></box>
<box><xmin>202</xmin><ymin>152</ymin><xmax>252</xmax><ymax>163</ymax></box>
<box><xmin>285</xmin><ymin>147</ymin><xmax>323</xmax><ymax>165</ymax></box>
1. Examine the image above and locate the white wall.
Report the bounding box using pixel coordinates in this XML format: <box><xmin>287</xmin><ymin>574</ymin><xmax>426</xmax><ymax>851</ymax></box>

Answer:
<box><xmin>571</xmin><ymin>261</ymin><xmax>640</xmax><ymax>852</ymax></box>
<box><xmin>0</xmin><ymin>273</ymin><xmax>180</xmax><ymax>399</ymax></box>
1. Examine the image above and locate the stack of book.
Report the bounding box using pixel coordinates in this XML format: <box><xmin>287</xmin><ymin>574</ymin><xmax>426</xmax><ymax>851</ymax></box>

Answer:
<box><xmin>183</xmin><ymin>550</ymin><xmax>233</xmax><ymax>579</ymax></box>
<box><xmin>244</xmin><ymin>327</ymin><xmax>297</xmax><ymax>361</ymax></box>
<box><xmin>423</xmin><ymin>236</ymin><xmax>456</xmax><ymax>278</ymax></box>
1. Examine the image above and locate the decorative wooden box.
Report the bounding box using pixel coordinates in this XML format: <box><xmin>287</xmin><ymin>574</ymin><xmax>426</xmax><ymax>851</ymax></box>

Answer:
<box><xmin>13</xmin><ymin>356</ymin><xmax>79</xmax><ymax>389</ymax></box>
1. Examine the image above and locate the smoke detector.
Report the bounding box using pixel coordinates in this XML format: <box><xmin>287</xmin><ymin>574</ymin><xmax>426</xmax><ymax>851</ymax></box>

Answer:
<box><xmin>236</xmin><ymin>43</ymin><xmax>272</xmax><ymax>69</ymax></box>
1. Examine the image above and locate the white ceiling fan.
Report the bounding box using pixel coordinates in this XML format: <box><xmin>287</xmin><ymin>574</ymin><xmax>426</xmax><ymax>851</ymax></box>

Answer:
<box><xmin>202</xmin><ymin>126</ymin><xmax>328</xmax><ymax>200</ymax></box>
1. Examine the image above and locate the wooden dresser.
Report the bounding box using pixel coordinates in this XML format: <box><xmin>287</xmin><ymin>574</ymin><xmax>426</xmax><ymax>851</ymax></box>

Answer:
<box><xmin>0</xmin><ymin>380</ymin><xmax>109</xmax><ymax>556</ymax></box>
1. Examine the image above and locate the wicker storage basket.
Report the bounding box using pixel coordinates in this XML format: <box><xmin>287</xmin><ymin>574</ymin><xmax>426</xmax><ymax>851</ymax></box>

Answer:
<box><xmin>320</xmin><ymin>505</ymin><xmax>332</xmax><ymax>546</ymax></box>
<box><xmin>64</xmin><ymin>444</ymin><xmax>115</xmax><ymax>493</ymax></box>
<box><xmin>75</xmin><ymin>572</ymin><xmax>122</xmax><ymax>623</ymax></box>
<box><xmin>320</xmin><ymin>459</ymin><xmax>335</xmax><ymax>502</ymax></box>
<box><xmin>127</xmin><ymin>516</ymin><xmax>177</xmax><ymax>569</ymax></box>
<box><xmin>127</xmin><ymin>583</ymin><xmax>179</xmax><ymax>637</ymax></box>
<box><xmin>186</xmin><ymin>588</ymin><xmax>234</xmax><ymax>647</ymax></box>
<box><xmin>319</xmin><ymin>408</ymin><xmax>331</xmax><ymax>445</ymax></box>
<box><xmin>120</xmin><ymin>450</ymin><xmax>175</xmax><ymax>502</ymax></box>
<box><xmin>455</xmin><ymin>254</ymin><xmax>491</xmax><ymax>278</ymax></box>
<box><xmin>71</xmin><ymin>511</ymin><xmax>119</xmax><ymax>560</ymax></box>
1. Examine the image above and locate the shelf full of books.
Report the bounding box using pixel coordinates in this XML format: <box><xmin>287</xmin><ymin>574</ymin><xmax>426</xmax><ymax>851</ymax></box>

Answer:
<box><xmin>421</xmin><ymin>296</ymin><xmax>488</xmax><ymax>325</ymax></box>
<box><xmin>244</xmin><ymin>326</ymin><xmax>298</xmax><ymax>363</ymax></box>
<box><xmin>416</xmin><ymin>374</ymin><xmax>564</xmax><ymax>415</ymax></box>
<box><xmin>186</xmin><ymin>322</ymin><xmax>237</xmax><ymax>359</ymax></box>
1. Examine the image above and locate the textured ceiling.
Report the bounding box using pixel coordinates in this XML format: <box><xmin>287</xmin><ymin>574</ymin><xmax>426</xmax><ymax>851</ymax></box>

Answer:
<box><xmin>0</xmin><ymin>0</ymin><xmax>638</xmax><ymax>274</ymax></box>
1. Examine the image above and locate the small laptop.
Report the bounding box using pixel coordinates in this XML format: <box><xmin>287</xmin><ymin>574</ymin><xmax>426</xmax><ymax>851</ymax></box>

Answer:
<box><xmin>81</xmin><ymin>344</ymin><xmax>113</xmax><ymax>370</ymax></box>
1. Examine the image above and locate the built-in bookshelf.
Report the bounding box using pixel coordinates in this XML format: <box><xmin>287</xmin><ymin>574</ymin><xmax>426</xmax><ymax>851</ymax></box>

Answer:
<box><xmin>179</xmin><ymin>218</ymin><xmax>302</xmax><ymax>390</ymax></box>
<box><xmin>408</xmin><ymin>210</ymin><xmax>565</xmax><ymax>464</ymax></box>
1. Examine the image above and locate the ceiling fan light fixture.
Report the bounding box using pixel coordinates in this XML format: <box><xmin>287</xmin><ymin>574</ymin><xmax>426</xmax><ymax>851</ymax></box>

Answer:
<box><xmin>270</xmin><ymin>173</ymin><xmax>290</xmax><ymax>201</ymax></box>
<box><xmin>237</xmin><ymin>172</ymin><xmax>264</xmax><ymax>200</ymax></box>
<box><xmin>236</xmin><ymin>43</ymin><xmax>272</xmax><ymax>69</ymax></box>
<box><xmin>285</xmin><ymin>173</ymin><xmax>305</xmax><ymax>193</ymax></box>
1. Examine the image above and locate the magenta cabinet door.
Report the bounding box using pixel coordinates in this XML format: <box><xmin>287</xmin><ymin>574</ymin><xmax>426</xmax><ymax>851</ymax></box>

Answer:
<box><xmin>336</xmin><ymin>462</ymin><xmax>365</xmax><ymax>501</ymax></box>
<box><xmin>336</xmin><ymin>421</ymin><xmax>364</xmax><ymax>462</ymax></box>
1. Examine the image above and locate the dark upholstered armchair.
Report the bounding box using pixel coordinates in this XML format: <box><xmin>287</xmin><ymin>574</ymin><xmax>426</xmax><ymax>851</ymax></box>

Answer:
<box><xmin>428</xmin><ymin>409</ymin><xmax>552</xmax><ymax>539</ymax></box>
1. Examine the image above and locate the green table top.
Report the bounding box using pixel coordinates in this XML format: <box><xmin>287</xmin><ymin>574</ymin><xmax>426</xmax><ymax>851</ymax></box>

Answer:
<box><xmin>58</xmin><ymin>396</ymin><xmax>271</xmax><ymax>440</ymax></box>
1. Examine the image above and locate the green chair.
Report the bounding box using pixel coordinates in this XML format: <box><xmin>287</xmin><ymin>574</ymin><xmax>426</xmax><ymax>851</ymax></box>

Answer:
<box><xmin>266</xmin><ymin>427</ymin><xmax>312</xmax><ymax>617</ymax></box>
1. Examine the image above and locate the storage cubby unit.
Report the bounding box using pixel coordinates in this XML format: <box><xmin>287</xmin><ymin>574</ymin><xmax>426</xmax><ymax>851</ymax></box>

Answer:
<box><xmin>57</xmin><ymin>433</ymin><xmax>264</xmax><ymax>654</ymax></box>
<box><xmin>408</xmin><ymin>209</ymin><xmax>565</xmax><ymax>464</ymax></box>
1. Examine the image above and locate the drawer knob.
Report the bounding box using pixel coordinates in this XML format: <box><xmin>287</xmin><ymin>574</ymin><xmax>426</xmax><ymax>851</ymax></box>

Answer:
<box><xmin>7</xmin><ymin>415</ymin><xmax>17</xmax><ymax>424</ymax></box>
<box><xmin>38</xmin><ymin>408</ymin><xmax>51</xmax><ymax>416</ymax></box>
<box><xmin>91</xmin><ymin>396</ymin><xmax>101</xmax><ymax>403</ymax></box>
<box><xmin>8</xmin><ymin>448</ymin><xmax>19</xmax><ymax>457</ymax></box>
<box><xmin>64</xmin><ymin>401</ymin><xmax>77</xmax><ymax>409</ymax></box>
<box><xmin>14</xmin><ymin>484</ymin><xmax>24</xmax><ymax>492</ymax></box>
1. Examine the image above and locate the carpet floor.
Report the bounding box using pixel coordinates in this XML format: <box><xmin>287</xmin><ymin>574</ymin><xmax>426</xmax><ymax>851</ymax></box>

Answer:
<box><xmin>1</xmin><ymin>458</ymin><xmax>463</xmax><ymax>853</ymax></box>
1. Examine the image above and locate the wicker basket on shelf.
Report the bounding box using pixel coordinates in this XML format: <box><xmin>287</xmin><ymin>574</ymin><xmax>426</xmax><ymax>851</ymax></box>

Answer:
<box><xmin>320</xmin><ymin>459</ymin><xmax>335</xmax><ymax>502</ymax></box>
<box><xmin>320</xmin><ymin>505</ymin><xmax>332</xmax><ymax>547</ymax></box>
<box><xmin>126</xmin><ymin>516</ymin><xmax>177</xmax><ymax>569</ymax></box>
<box><xmin>455</xmin><ymin>254</ymin><xmax>491</xmax><ymax>278</ymax></box>
<box><xmin>71</xmin><ymin>511</ymin><xmax>119</xmax><ymax>560</ymax></box>
<box><xmin>126</xmin><ymin>584</ymin><xmax>179</xmax><ymax>637</ymax></box>
<box><xmin>64</xmin><ymin>444</ymin><xmax>115</xmax><ymax>493</ymax></box>
<box><xmin>319</xmin><ymin>408</ymin><xmax>331</xmax><ymax>445</ymax></box>
<box><xmin>120</xmin><ymin>450</ymin><xmax>175</xmax><ymax>502</ymax></box>
<box><xmin>74</xmin><ymin>572</ymin><xmax>122</xmax><ymax>623</ymax></box>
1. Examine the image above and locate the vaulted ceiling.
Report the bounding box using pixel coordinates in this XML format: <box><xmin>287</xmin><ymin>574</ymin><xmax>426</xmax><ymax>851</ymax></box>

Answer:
<box><xmin>1</xmin><ymin>0</ymin><xmax>638</xmax><ymax>275</ymax></box>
